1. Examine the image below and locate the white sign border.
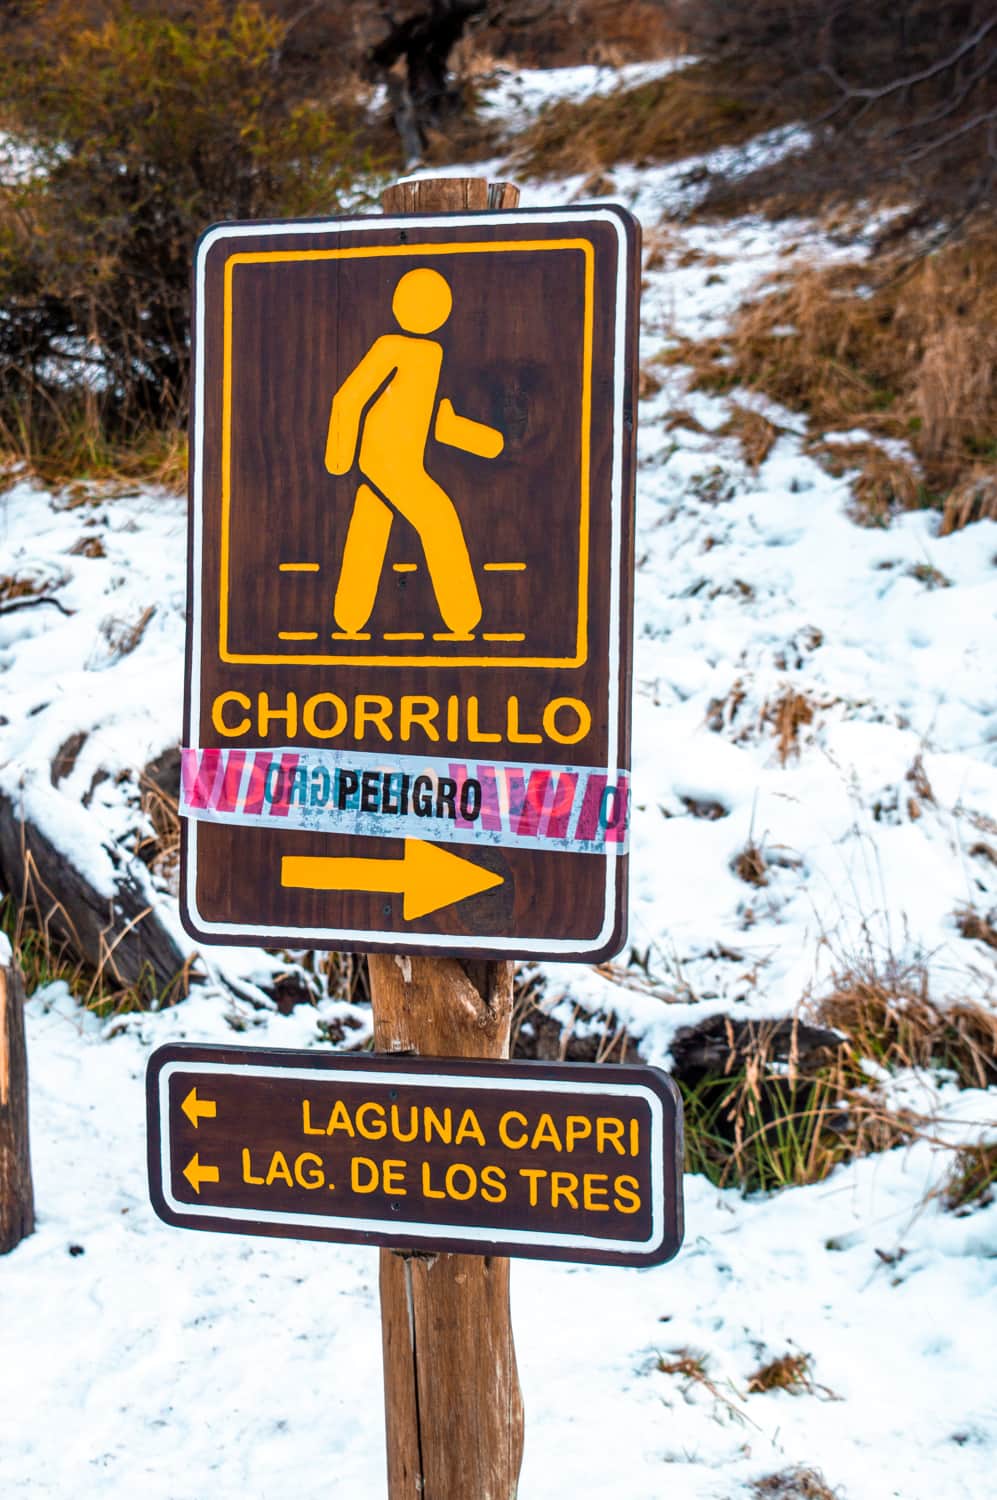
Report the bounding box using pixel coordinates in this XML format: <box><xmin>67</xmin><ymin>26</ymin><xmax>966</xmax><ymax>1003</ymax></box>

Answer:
<box><xmin>157</xmin><ymin>1060</ymin><xmax>666</xmax><ymax>1257</ymax></box>
<box><xmin>186</xmin><ymin>208</ymin><xmax>631</xmax><ymax>955</ymax></box>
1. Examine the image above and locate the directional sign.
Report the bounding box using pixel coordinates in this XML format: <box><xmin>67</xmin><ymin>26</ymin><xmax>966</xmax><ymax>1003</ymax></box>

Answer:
<box><xmin>181</xmin><ymin>206</ymin><xmax>639</xmax><ymax>959</ymax></box>
<box><xmin>147</xmin><ymin>1045</ymin><xmax>684</xmax><ymax>1268</ymax></box>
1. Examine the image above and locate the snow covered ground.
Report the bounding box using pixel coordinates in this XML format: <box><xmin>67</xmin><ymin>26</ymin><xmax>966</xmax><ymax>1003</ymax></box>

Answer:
<box><xmin>478</xmin><ymin>54</ymin><xmax>695</xmax><ymax>135</ymax></box>
<box><xmin>1</xmin><ymin>60</ymin><xmax>995</xmax><ymax>1500</ymax></box>
<box><xmin>3</xmin><ymin>986</ymin><xmax>995</xmax><ymax>1498</ymax></box>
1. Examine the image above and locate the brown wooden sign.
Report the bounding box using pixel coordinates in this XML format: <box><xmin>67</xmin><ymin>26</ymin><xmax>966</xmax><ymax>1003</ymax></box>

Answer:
<box><xmin>180</xmin><ymin>206</ymin><xmax>639</xmax><ymax>961</ymax></box>
<box><xmin>146</xmin><ymin>1044</ymin><xmax>683</xmax><ymax>1267</ymax></box>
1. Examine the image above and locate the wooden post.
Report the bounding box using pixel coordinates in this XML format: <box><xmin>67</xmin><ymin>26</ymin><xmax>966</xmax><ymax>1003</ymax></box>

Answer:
<box><xmin>370</xmin><ymin>176</ymin><xmax>525</xmax><ymax>1500</ymax></box>
<box><xmin>0</xmin><ymin>946</ymin><xmax>34</xmax><ymax>1254</ymax></box>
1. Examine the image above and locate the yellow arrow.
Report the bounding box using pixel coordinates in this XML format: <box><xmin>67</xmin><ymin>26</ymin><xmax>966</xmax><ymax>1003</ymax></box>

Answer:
<box><xmin>281</xmin><ymin>839</ymin><xmax>504</xmax><ymax>920</ymax></box>
<box><xmin>181</xmin><ymin>1086</ymin><xmax>217</xmax><ymax>1130</ymax></box>
<box><xmin>183</xmin><ymin>1154</ymin><xmax>220</xmax><ymax>1195</ymax></box>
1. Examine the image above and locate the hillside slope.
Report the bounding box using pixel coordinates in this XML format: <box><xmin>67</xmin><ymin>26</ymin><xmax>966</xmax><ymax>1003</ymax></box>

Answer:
<box><xmin>0</xmin><ymin>59</ymin><xmax>994</xmax><ymax>1500</ymax></box>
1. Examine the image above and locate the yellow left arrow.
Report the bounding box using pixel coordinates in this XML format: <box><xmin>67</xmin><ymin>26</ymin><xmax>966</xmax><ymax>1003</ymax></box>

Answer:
<box><xmin>181</xmin><ymin>1086</ymin><xmax>217</xmax><ymax>1129</ymax></box>
<box><xmin>183</xmin><ymin>1154</ymin><xmax>220</xmax><ymax>1195</ymax></box>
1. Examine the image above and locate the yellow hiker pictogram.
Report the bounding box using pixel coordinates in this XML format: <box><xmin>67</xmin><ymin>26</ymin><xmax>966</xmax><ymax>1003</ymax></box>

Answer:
<box><xmin>325</xmin><ymin>267</ymin><xmax>504</xmax><ymax>641</ymax></box>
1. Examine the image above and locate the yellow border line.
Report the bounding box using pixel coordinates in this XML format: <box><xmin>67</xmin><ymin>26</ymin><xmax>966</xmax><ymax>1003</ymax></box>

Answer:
<box><xmin>219</xmin><ymin>238</ymin><xmax>594</xmax><ymax>668</ymax></box>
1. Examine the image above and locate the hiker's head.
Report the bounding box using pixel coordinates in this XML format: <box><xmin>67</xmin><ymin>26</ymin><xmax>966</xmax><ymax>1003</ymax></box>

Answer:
<box><xmin>392</xmin><ymin>268</ymin><xmax>452</xmax><ymax>334</ymax></box>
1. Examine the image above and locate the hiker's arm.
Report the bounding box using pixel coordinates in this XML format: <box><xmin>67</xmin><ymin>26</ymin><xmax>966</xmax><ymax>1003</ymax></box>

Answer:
<box><xmin>325</xmin><ymin>339</ymin><xmax>396</xmax><ymax>475</ymax></box>
<box><xmin>434</xmin><ymin>398</ymin><xmax>504</xmax><ymax>459</ymax></box>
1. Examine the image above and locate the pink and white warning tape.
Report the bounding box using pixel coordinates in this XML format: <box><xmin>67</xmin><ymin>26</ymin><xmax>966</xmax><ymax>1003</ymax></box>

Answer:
<box><xmin>181</xmin><ymin>747</ymin><xmax>629</xmax><ymax>855</ymax></box>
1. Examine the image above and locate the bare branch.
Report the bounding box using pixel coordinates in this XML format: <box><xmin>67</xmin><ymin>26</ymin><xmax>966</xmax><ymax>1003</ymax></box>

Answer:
<box><xmin>819</xmin><ymin>14</ymin><xmax>997</xmax><ymax>102</ymax></box>
<box><xmin>907</xmin><ymin>106</ymin><xmax>997</xmax><ymax>162</ymax></box>
<box><xmin>0</xmin><ymin>596</ymin><xmax>74</xmax><ymax>619</ymax></box>
<box><xmin>885</xmin><ymin>45</ymin><xmax>997</xmax><ymax>136</ymax></box>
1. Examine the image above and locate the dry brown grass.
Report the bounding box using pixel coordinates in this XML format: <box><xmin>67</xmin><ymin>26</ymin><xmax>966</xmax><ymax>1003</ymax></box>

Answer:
<box><xmin>940</xmin><ymin>1143</ymin><xmax>997</xmax><ymax>1213</ymax></box>
<box><xmin>664</xmin><ymin>406</ymin><xmax>708</xmax><ymax>436</ymax></box>
<box><xmin>680</xmin><ymin>949</ymin><xmax>997</xmax><ymax>1195</ymax></box>
<box><xmin>940</xmin><ymin>468</ymin><xmax>997</xmax><ymax>534</ymax></box>
<box><xmin>763</xmin><ymin>688</ymin><xmax>815</xmax><ymax>764</ymax></box>
<box><xmin>680</xmin><ymin>1013</ymin><xmax>919</xmax><ymax>1193</ymax></box>
<box><xmin>0</xmin><ymin>572</ymin><xmax>46</xmax><ymax>603</ymax></box>
<box><xmin>136</xmin><ymin>772</ymin><xmax>180</xmax><ymax>894</ymax></box>
<box><xmin>319</xmin><ymin>950</ymin><xmax>372</xmax><ymax>1007</ymax></box>
<box><xmin>747</xmin><ymin>1352</ymin><xmax>814</xmax><ymax>1395</ymax></box>
<box><xmin>556</xmin><ymin>951</ymin><xmax>991</xmax><ymax>1197</ymax></box>
<box><xmin>0</xmin><ymin>566</ymin><xmax>70</xmax><ymax>608</ymax></box>
<box><xmin>657</xmin><ymin>1348</ymin><xmax>710</xmax><ymax>1382</ymax></box>
<box><xmin>486</xmin><ymin>0</ymin><xmax>684</xmax><ymax>71</ymax></box>
<box><xmin>511</xmin><ymin>59</ymin><xmax>794</xmax><ymax>179</ymax></box>
<box><xmin>674</xmin><ymin>234</ymin><xmax>997</xmax><ymax>525</ymax></box>
<box><xmin>100</xmin><ymin>605</ymin><xmax>155</xmax><ymax>660</ymax></box>
<box><xmin>752</xmin><ymin>1468</ymin><xmax>840</xmax><ymax>1500</ymax></box>
<box><xmin>720</xmin><ymin>404</ymin><xmax>782</xmax><ymax>469</ymax></box>
<box><xmin>813</xmin><ymin>970</ymin><xmax>997</xmax><ymax>1090</ymax></box>
<box><xmin>68</xmin><ymin>534</ymin><xmax>106</xmax><ymax>559</ymax></box>
<box><xmin>638</xmin><ymin>364</ymin><xmax>663</xmax><ymax>400</ymax></box>
<box><xmin>733</xmin><ymin>839</ymin><xmax>769</xmax><ymax>887</ymax></box>
<box><xmin>705</xmin><ymin>676</ymin><xmax>747</xmax><ymax>734</ymax></box>
<box><xmin>955</xmin><ymin>905</ymin><xmax>997</xmax><ymax>953</ymax></box>
<box><xmin>942</xmin><ymin>1006</ymin><xmax>997</xmax><ymax>1090</ymax></box>
<box><xmin>284</xmin><ymin>946</ymin><xmax>372</xmax><ymax>1012</ymax></box>
<box><xmin>704</xmin><ymin>680</ymin><xmax>831</xmax><ymax>760</ymax></box>
<box><xmin>809</xmin><ymin>441</ymin><xmax>922</xmax><ymax>528</ymax></box>
<box><xmin>906</xmin><ymin>754</ymin><xmax>934</xmax><ymax>805</ymax></box>
<box><xmin>1</xmin><ymin>420</ymin><xmax>187</xmax><ymax>497</ymax></box>
<box><xmin>655</xmin><ymin>1347</ymin><xmax>745</xmax><ymax>1421</ymax></box>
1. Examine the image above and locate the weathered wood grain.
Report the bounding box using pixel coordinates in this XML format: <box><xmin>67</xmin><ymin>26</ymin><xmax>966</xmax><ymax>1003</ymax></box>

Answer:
<box><xmin>371</xmin><ymin>950</ymin><xmax>522</xmax><ymax>1500</ymax></box>
<box><xmin>371</xmin><ymin>177</ymin><xmax>523</xmax><ymax>1500</ymax></box>
<box><xmin>0</xmin><ymin>957</ymin><xmax>34</xmax><ymax>1254</ymax></box>
<box><xmin>381</xmin><ymin>178</ymin><xmax>520</xmax><ymax>214</ymax></box>
<box><xmin>379</xmin><ymin>1249</ymin><xmax>524</xmax><ymax>1500</ymax></box>
<box><xmin>369</xmin><ymin>951</ymin><xmax>514</xmax><ymax>1058</ymax></box>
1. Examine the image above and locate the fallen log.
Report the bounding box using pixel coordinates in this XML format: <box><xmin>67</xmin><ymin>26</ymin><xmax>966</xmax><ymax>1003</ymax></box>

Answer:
<box><xmin>669</xmin><ymin>1013</ymin><xmax>846</xmax><ymax>1085</ymax></box>
<box><xmin>0</xmin><ymin>790</ymin><xmax>187</xmax><ymax>997</ymax></box>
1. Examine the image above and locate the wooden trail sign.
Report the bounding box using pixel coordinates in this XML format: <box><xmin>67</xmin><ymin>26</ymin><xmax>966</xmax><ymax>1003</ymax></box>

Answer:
<box><xmin>165</xmin><ymin>174</ymin><xmax>657</xmax><ymax>1500</ymax></box>
<box><xmin>179</xmin><ymin>190</ymin><xmax>640</xmax><ymax>961</ymax></box>
<box><xmin>146</xmin><ymin>1044</ymin><xmax>684</xmax><ymax>1268</ymax></box>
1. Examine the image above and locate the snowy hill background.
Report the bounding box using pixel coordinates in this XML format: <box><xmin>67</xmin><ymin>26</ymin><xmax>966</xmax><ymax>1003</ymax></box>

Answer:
<box><xmin>1</xmin><ymin>53</ymin><xmax>995</xmax><ymax>1500</ymax></box>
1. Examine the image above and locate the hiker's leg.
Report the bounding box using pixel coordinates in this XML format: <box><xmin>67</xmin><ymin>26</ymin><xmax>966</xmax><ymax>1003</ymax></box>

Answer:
<box><xmin>334</xmin><ymin>483</ymin><xmax>392</xmax><ymax>634</ymax></box>
<box><xmin>397</xmin><ymin>474</ymin><xmax>482</xmax><ymax>635</ymax></box>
